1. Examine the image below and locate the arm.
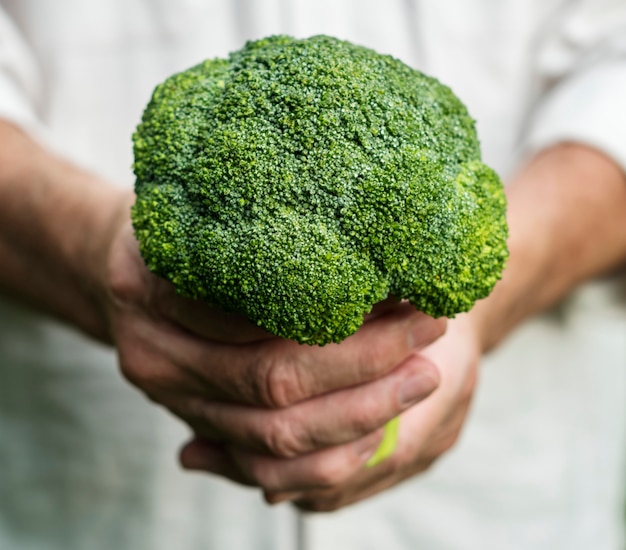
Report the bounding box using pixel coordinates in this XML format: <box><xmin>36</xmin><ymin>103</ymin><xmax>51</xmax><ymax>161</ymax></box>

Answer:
<box><xmin>186</xmin><ymin>143</ymin><xmax>626</xmax><ymax>510</ymax></box>
<box><xmin>473</xmin><ymin>142</ymin><xmax>626</xmax><ymax>351</ymax></box>
<box><xmin>0</xmin><ymin>120</ymin><xmax>127</xmax><ymax>340</ymax></box>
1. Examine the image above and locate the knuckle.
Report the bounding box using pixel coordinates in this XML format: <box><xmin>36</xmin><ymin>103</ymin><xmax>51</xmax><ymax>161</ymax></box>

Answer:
<box><xmin>248</xmin><ymin>353</ymin><xmax>276</xmax><ymax>407</ymax></box>
<box><xmin>117</xmin><ymin>347</ymin><xmax>150</xmax><ymax>386</ymax></box>
<box><xmin>355</xmin><ymin>343</ymin><xmax>389</xmax><ymax>380</ymax></box>
<box><xmin>239</xmin><ymin>455</ymin><xmax>293</xmax><ymax>493</ymax></box>
<box><xmin>354</xmin><ymin>400</ymin><xmax>394</xmax><ymax>443</ymax></box>
<box><xmin>263</xmin><ymin>415</ymin><xmax>305</xmax><ymax>458</ymax></box>
<box><xmin>349</xmin><ymin>404</ymin><xmax>383</xmax><ymax>436</ymax></box>
<box><xmin>256</xmin><ymin>349</ymin><xmax>305</xmax><ymax>408</ymax></box>
<box><xmin>309</xmin><ymin>458</ymin><xmax>352</xmax><ymax>489</ymax></box>
<box><xmin>118</xmin><ymin>351</ymin><xmax>174</xmax><ymax>394</ymax></box>
<box><xmin>118</xmin><ymin>339</ymin><xmax>189</xmax><ymax>407</ymax></box>
<box><xmin>107</xmin><ymin>267</ymin><xmax>136</xmax><ymax>306</ymax></box>
<box><xmin>106</xmin><ymin>247</ymin><xmax>146</xmax><ymax>308</ymax></box>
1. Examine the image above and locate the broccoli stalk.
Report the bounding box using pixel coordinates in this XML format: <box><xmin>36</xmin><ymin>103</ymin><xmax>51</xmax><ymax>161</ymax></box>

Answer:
<box><xmin>132</xmin><ymin>35</ymin><xmax>508</xmax><ymax>346</ymax></box>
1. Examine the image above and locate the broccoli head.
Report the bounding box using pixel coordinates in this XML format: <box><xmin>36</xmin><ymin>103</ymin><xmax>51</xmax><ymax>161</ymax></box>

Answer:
<box><xmin>132</xmin><ymin>35</ymin><xmax>508</xmax><ymax>345</ymax></box>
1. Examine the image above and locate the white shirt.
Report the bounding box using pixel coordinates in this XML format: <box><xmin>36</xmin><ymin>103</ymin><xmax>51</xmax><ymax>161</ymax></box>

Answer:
<box><xmin>1</xmin><ymin>1</ymin><xmax>625</xmax><ymax>549</ymax></box>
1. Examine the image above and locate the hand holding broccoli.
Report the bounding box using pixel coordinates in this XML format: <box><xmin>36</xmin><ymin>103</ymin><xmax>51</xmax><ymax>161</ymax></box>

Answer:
<box><xmin>179</xmin><ymin>314</ymin><xmax>478</xmax><ymax>511</ymax></box>
<box><xmin>106</xmin><ymin>223</ymin><xmax>442</xmax><ymax>479</ymax></box>
<box><xmin>126</xmin><ymin>35</ymin><xmax>508</xmax><ymax>507</ymax></box>
<box><xmin>131</xmin><ymin>35</ymin><xmax>508</xmax><ymax>345</ymax></box>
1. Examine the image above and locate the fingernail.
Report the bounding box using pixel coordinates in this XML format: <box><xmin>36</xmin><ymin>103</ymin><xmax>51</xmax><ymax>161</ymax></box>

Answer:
<box><xmin>398</xmin><ymin>371</ymin><xmax>438</xmax><ymax>407</ymax></box>
<box><xmin>354</xmin><ymin>430</ymin><xmax>384</xmax><ymax>461</ymax></box>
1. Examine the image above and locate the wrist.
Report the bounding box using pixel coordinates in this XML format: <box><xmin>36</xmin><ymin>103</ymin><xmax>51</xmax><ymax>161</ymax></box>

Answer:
<box><xmin>77</xmin><ymin>186</ymin><xmax>135</xmax><ymax>343</ymax></box>
<box><xmin>466</xmin><ymin>221</ymin><xmax>550</xmax><ymax>353</ymax></box>
<box><xmin>0</xmin><ymin>120</ymin><xmax>134</xmax><ymax>342</ymax></box>
<box><xmin>466</xmin><ymin>143</ymin><xmax>626</xmax><ymax>353</ymax></box>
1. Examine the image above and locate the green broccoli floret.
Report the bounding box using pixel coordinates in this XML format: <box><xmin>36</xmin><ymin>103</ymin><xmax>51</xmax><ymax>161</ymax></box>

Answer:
<box><xmin>132</xmin><ymin>35</ymin><xmax>508</xmax><ymax>345</ymax></box>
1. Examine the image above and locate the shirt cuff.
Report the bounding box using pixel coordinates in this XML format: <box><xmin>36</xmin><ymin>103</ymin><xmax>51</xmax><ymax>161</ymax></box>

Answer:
<box><xmin>525</xmin><ymin>61</ymin><xmax>626</xmax><ymax>174</ymax></box>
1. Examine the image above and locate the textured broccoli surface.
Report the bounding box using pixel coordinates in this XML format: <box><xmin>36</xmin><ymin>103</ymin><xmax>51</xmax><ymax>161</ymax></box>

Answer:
<box><xmin>132</xmin><ymin>35</ymin><xmax>508</xmax><ymax>345</ymax></box>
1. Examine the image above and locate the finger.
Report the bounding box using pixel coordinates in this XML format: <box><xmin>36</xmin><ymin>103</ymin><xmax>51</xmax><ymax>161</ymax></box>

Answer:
<box><xmin>296</xmin><ymin>319</ymin><xmax>480</xmax><ymax>512</ymax></box>
<box><xmin>363</xmin><ymin>295</ymin><xmax>408</xmax><ymax>320</ymax></box>
<box><xmin>292</xmin><ymin>371</ymin><xmax>475</xmax><ymax>511</ymax></box>
<box><xmin>176</xmin><ymin>354</ymin><xmax>439</xmax><ymax>456</ymax></box>
<box><xmin>181</xmin><ymin>430</ymin><xmax>385</xmax><ymax>493</ymax></box>
<box><xmin>108</xmin><ymin>226</ymin><xmax>273</xmax><ymax>344</ymax></box>
<box><xmin>275</xmin><ymin>305</ymin><xmax>445</xmax><ymax>402</ymax></box>
<box><xmin>150</xmin><ymin>277</ymin><xmax>274</xmax><ymax>344</ymax></box>
<box><xmin>154</xmin><ymin>281</ymin><xmax>430</xmax><ymax>346</ymax></box>
<box><xmin>115</xmin><ymin>313</ymin><xmax>216</xmax><ymax>395</ymax></box>
<box><xmin>131</xmin><ymin>299</ymin><xmax>444</xmax><ymax>406</ymax></box>
<box><xmin>290</xmin><ymin>424</ymin><xmax>430</xmax><ymax>513</ymax></box>
<box><xmin>290</xmin><ymin>437</ymin><xmax>437</xmax><ymax>513</ymax></box>
<box><xmin>157</xmin><ymin>286</ymin><xmax>402</xmax><ymax>346</ymax></box>
<box><xmin>171</xmin><ymin>305</ymin><xmax>445</xmax><ymax>408</ymax></box>
<box><xmin>179</xmin><ymin>439</ymin><xmax>253</xmax><ymax>485</ymax></box>
<box><xmin>291</xmin><ymin>430</ymin><xmax>447</xmax><ymax>513</ymax></box>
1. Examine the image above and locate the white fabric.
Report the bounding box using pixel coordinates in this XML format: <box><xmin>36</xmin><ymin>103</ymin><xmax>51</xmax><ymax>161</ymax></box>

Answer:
<box><xmin>527</xmin><ymin>61</ymin><xmax>626</xmax><ymax>170</ymax></box>
<box><xmin>0</xmin><ymin>9</ymin><xmax>40</xmax><ymax>130</ymax></box>
<box><xmin>0</xmin><ymin>1</ymin><xmax>625</xmax><ymax>549</ymax></box>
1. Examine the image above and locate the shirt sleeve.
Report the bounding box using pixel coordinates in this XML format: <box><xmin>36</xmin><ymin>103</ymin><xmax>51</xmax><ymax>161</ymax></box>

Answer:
<box><xmin>0</xmin><ymin>7</ymin><xmax>43</xmax><ymax>132</ymax></box>
<box><xmin>524</xmin><ymin>0</ymin><xmax>626</xmax><ymax>173</ymax></box>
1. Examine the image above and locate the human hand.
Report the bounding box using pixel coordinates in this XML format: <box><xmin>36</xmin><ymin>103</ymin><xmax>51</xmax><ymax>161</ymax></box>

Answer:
<box><xmin>180</xmin><ymin>313</ymin><xmax>478</xmax><ymax>511</ymax></box>
<box><xmin>104</xmin><ymin>219</ymin><xmax>445</xmax><ymax>460</ymax></box>
<box><xmin>172</xmin><ymin>143</ymin><xmax>626</xmax><ymax>510</ymax></box>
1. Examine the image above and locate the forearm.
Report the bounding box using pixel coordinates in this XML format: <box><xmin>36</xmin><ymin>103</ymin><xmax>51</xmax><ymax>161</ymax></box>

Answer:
<box><xmin>471</xmin><ymin>143</ymin><xmax>626</xmax><ymax>351</ymax></box>
<box><xmin>0</xmin><ymin>120</ymin><xmax>131</xmax><ymax>342</ymax></box>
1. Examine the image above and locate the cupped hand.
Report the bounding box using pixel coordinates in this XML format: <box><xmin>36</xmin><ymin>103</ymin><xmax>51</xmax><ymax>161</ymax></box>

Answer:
<box><xmin>180</xmin><ymin>314</ymin><xmax>479</xmax><ymax>511</ymax></box>
<box><xmin>104</xmin><ymin>220</ymin><xmax>446</xmax><ymax>459</ymax></box>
